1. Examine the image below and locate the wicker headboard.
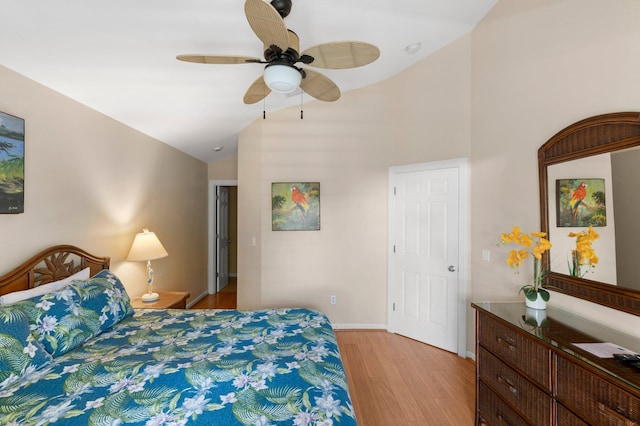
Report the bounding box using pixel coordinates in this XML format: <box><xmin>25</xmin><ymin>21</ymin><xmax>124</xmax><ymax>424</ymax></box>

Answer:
<box><xmin>0</xmin><ymin>245</ymin><xmax>110</xmax><ymax>296</ymax></box>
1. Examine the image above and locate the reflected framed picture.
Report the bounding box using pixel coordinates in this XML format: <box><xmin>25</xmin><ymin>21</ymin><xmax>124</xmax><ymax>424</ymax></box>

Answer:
<box><xmin>271</xmin><ymin>182</ymin><xmax>320</xmax><ymax>231</ymax></box>
<box><xmin>0</xmin><ymin>111</ymin><xmax>25</xmax><ymax>214</ymax></box>
<box><xmin>556</xmin><ymin>178</ymin><xmax>606</xmax><ymax>227</ymax></box>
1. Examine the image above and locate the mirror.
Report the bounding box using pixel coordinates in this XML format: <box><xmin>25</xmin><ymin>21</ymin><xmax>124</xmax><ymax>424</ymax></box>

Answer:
<box><xmin>539</xmin><ymin>112</ymin><xmax>640</xmax><ymax>316</ymax></box>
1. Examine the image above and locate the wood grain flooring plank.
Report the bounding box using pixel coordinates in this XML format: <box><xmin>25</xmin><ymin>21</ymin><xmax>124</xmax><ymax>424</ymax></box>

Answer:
<box><xmin>335</xmin><ymin>330</ymin><xmax>475</xmax><ymax>425</ymax></box>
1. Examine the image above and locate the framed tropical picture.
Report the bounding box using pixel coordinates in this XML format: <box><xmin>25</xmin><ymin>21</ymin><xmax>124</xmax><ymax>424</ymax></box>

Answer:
<box><xmin>556</xmin><ymin>178</ymin><xmax>606</xmax><ymax>227</ymax></box>
<box><xmin>0</xmin><ymin>111</ymin><xmax>25</xmax><ymax>214</ymax></box>
<box><xmin>271</xmin><ymin>182</ymin><xmax>320</xmax><ymax>231</ymax></box>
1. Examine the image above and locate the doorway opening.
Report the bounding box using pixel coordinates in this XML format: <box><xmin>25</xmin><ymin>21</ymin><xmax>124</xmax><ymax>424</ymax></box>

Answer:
<box><xmin>208</xmin><ymin>180</ymin><xmax>238</xmax><ymax>297</ymax></box>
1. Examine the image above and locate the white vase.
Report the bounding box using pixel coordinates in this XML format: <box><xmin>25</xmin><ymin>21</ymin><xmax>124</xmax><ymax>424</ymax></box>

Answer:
<box><xmin>525</xmin><ymin>292</ymin><xmax>547</xmax><ymax>310</ymax></box>
<box><xmin>525</xmin><ymin>307</ymin><xmax>547</xmax><ymax>326</ymax></box>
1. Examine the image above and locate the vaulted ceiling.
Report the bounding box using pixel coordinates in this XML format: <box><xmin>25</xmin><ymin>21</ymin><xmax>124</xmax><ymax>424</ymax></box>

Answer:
<box><xmin>1</xmin><ymin>1</ymin><xmax>496</xmax><ymax>162</ymax></box>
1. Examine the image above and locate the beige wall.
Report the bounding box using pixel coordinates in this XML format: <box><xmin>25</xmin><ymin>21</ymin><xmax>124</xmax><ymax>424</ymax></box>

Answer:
<box><xmin>470</xmin><ymin>0</ymin><xmax>640</xmax><ymax>347</ymax></box>
<box><xmin>237</xmin><ymin>35</ymin><xmax>473</xmax><ymax>326</ymax></box>
<box><xmin>0</xmin><ymin>65</ymin><xmax>208</xmax><ymax>302</ymax></box>
<box><xmin>208</xmin><ymin>155</ymin><xmax>238</xmax><ymax>180</ymax></box>
<box><xmin>237</xmin><ymin>0</ymin><xmax>640</xmax><ymax>351</ymax></box>
<box><xmin>237</xmin><ymin>122</ymin><xmax>263</xmax><ymax>308</ymax></box>
<box><xmin>228</xmin><ymin>186</ymin><xmax>238</xmax><ymax>274</ymax></box>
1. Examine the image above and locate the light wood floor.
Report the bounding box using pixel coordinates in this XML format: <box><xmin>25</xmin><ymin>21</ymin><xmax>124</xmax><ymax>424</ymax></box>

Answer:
<box><xmin>190</xmin><ymin>278</ymin><xmax>237</xmax><ymax>309</ymax></box>
<box><xmin>336</xmin><ymin>330</ymin><xmax>476</xmax><ymax>425</ymax></box>
<box><xmin>190</xmin><ymin>280</ymin><xmax>476</xmax><ymax>425</ymax></box>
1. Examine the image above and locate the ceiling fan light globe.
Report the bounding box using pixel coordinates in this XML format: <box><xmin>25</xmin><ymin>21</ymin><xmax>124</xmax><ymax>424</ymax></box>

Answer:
<box><xmin>263</xmin><ymin>64</ymin><xmax>302</xmax><ymax>93</ymax></box>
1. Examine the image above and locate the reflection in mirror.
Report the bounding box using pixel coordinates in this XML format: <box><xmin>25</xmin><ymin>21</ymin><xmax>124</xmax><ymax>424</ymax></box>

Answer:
<box><xmin>547</xmin><ymin>153</ymin><xmax>617</xmax><ymax>285</ymax></box>
<box><xmin>611</xmin><ymin>147</ymin><xmax>640</xmax><ymax>290</ymax></box>
<box><xmin>547</xmin><ymin>147</ymin><xmax>640</xmax><ymax>290</ymax></box>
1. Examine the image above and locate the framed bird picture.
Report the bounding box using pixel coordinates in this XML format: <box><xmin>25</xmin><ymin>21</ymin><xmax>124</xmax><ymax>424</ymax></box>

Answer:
<box><xmin>556</xmin><ymin>178</ymin><xmax>606</xmax><ymax>227</ymax></box>
<box><xmin>271</xmin><ymin>182</ymin><xmax>320</xmax><ymax>231</ymax></box>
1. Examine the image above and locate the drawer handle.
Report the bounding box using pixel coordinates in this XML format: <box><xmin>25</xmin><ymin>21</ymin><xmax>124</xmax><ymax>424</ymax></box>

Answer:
<box><xmin>497</xmin><ymin>375</ymin><xmax>518</xmax><ymax>395</ymax></box>
<box><xmin>496</xmin><ymin>336</ymin><xmax>516</xmax><ymax>351</ymax></box>
<box><xmin>597</xmin><ymin>402</ymin><xmax>638</xmax><ymax>426</ymax></box>
<box><xmin>497</xmin><ymin>414</ymin><xmax>513</xmax><ymax>426</ymax></box>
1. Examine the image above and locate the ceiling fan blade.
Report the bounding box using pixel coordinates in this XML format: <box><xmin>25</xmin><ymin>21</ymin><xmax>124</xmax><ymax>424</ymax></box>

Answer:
<box><xmin>243</xmin><ymin>76</ymin><xmax>271</xmax><ymax>104</ymax></box>
<box><xmin>245</xmin><ymin>0</ymin><xmax>290</xmax><ymax>52</ymax></box>
<box><xmin>300</xmin><ymin>69</ymin><xmax>340</xmax><ymax>102</ymax></box>
<box><xmin>301</xmin><ymin>42</ymin><xmax>380</xmax><ymax>69</ymax></box>
<box><xmin>177</xmin><ymin>54</ymin><xmax>261</xmax><ymax>65</ymax></box>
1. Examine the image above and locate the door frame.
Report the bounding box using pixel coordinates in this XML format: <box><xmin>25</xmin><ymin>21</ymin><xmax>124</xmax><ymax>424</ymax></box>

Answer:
<box><xmin>387</xmin><ymin>158</ymin><xmax>469</xmax><ymax>358</ymax></box>
<box><xmin>208</xmin><ymin>179</ymin><xmax>238</xmax><ymax>294</ymax></box>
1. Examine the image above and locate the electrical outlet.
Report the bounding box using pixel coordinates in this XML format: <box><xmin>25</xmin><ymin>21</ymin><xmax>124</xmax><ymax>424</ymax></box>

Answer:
<box><xmin>330</xmin><ymin>295</ymin><xmax>337</xmax><ymax>305</ymax></box>
<box><xmin>482</xmin><ymin>249</ymin><xmax>491</xmax><ymax>262</ymax></box>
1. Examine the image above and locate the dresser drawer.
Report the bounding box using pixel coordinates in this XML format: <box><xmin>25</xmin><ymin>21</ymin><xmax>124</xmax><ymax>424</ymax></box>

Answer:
<box><xmin>479</xmin><ymin>347</ymin><xmax>552</xmax><ymax>425</ymax></box>
<box><xmin>478</xmin><ymin>381</ymin><xmax>529</xmax><ymax>426</ymax></box>
<box><xmin>556</xmin><ymin>355</ymin><xmax>640</xmax><ymax>425</ymax></box>
<box><xmin>478</xmin><ymin>313</ymin><xmax>552</xmax><ymax>390</ymax></box>
<box><xmin>556</xmin><ymin>405</ymin><xmax>588</xmax><ymax>426</ymax></box>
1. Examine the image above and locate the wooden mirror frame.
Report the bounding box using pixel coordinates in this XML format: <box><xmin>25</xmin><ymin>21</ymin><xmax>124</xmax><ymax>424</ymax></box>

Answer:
<box><xmin>538</xmin><ymin>112</ymin><xmax>640</xmax><ymax>315</ymax></box>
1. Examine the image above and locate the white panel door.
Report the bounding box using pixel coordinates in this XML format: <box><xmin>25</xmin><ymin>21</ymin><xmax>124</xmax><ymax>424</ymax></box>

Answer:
<box><xmin>389</xmin><ymin>166</ymin><xmax>460</xmax><ymax>353</ymax></box>
<box><xmin>216</xmin><ymin>186</ymin><xmax>230</xmax><ymax>292</ymax></box>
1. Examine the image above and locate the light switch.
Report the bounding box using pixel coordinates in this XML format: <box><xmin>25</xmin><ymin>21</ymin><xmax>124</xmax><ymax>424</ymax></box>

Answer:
<box><xmin>482</xmin><ymin>249</ymin><xmax>491</xmax><ymax>262</ymax></box>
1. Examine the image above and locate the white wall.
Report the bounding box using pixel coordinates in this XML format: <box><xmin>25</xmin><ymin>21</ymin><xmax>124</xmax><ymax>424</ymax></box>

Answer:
<box><xmin>0</xmin><ymin>65</ymin><xmax>209</xmax><ymax>302</ymax></box>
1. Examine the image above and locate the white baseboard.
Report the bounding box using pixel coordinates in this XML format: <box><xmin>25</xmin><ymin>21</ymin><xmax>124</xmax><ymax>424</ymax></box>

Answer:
<box><xmin>187</xmin><ymin>290</ymin><xmax>210</xmax><ymax>308</ymax></box>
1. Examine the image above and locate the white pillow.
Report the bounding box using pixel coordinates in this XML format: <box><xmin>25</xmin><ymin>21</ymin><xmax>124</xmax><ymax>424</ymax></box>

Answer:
<box><xmin>0</xmin><ymin>267</ymin><xmax>91</xmax><ymax>306</ymax></box>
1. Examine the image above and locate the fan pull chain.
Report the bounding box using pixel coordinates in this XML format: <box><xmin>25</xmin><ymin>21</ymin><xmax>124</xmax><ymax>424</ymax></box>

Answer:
<box><xmin>263</xmin><ymin>97</ymin><xmax>266</xmax><ymax>120</ymax></box>
<box><xmin>300</xmin><ymin>90</ymin><xmax>304</xmax><ymax>120</ymax></box>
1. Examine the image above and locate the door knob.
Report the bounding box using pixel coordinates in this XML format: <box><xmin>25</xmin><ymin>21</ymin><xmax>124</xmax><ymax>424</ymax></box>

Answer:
<box><xmin>448</xmin><ymin>265</ymin><xmax>456</xmax><ymax>272</ymax></box>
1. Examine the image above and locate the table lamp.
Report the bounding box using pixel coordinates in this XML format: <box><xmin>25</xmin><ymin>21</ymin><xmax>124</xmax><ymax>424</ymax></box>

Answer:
<box><xmin>127</xmin><ymin>228</ymin><xmax>168</xmax><ymax>302</ymax></box>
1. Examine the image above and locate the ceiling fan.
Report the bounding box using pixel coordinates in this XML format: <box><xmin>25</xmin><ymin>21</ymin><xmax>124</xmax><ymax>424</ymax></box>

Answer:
<box><xmin>177</xmin><ymin>0</ymin><xmax>380</xmax><ymax>104</ymax></box>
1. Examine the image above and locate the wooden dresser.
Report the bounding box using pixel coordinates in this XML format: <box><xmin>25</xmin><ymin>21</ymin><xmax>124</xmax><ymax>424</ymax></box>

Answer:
<box><xmin>472</xmin><ymin>302</ymin><xmax>640</xmax><ymax>425</ymax></box>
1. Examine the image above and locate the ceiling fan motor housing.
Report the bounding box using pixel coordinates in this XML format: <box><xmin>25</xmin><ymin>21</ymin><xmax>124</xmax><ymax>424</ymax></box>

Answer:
<box><xmin>270</xmin><ymin>0</ymin><xmax>292</xmax><ymax>18</ymax></box>
<box><xmin>263</xmin><ymin>30</ymin><xmax>300</xmax><ymax>62</ymax></box>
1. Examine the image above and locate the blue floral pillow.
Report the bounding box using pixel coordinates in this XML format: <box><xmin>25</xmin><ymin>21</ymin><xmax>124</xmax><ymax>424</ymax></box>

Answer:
<box><xmin>69</xmin><ymin>269</ymin><xmax>134</xmax><ymax>333</ymax></box>
<box><xmin>14</xmin><ymin>270</ymin><xmax>134</xmax><ymax>357</ymax></box>
<box><xmin>0</xmin><ymin>306</ymin><xmax>51</xmax><ymax>389</ymax></box>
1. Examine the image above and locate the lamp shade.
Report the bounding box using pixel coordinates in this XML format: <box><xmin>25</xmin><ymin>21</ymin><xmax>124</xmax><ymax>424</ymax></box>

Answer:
<box><xmin>263</xmin><ymin>64</ymin><xmax>302</xmax><ymax>93</ymax></box>
<box><xmin>127</xmin><ymin>229</ymin><xmax>168</xmax><ymax>261</ymax></box>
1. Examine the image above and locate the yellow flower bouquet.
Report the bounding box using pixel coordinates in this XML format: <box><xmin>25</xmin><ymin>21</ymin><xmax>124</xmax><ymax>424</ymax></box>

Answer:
<box><xmin>500</xmin><ymin>226</ymin><xmax>552</xmax><ymax>303</ymax></box>
<box><xmin>568</xmin><ymin>226</ymin><xmax>599</xmax><ymax>277</ymax></box>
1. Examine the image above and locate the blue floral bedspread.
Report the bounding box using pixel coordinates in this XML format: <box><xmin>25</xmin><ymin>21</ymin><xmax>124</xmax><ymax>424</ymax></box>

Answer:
<box><xmin>0</xmin><ymin>308</ymin><xmax>356</xmax><ymax>425</ymax></box>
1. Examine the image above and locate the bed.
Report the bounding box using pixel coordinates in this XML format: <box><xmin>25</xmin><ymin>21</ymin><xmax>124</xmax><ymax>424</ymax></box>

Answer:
<box><xmin>0</xmin><ymin>245</ymin><xmax>356</xmax><ymax>425</ymax></box>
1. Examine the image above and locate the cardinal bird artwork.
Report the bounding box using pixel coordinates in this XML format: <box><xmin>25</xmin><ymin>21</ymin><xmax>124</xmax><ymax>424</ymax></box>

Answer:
<box><xmin>556</xmin><ymin>178</ymin><xmax>606</xmax><ymax>227</ymax></box>
<box><xmin>271</xmin><ymin>182</ymin><xmax>320</xmax><ymax>231</ymax></box>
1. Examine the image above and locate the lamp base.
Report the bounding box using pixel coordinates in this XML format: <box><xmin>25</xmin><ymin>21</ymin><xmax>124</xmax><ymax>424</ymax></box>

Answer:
<box><xmin>141</xmin><ymin>292</ymin><xmax>159</xmax><ymax>303</ymax></box>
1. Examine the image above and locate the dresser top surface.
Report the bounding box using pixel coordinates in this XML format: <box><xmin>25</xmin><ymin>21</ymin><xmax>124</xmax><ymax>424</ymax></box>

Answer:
<box><xmin>473</xmin><ymin>301</ymin><xmax>640</xmax><ymax>393</ymax></box>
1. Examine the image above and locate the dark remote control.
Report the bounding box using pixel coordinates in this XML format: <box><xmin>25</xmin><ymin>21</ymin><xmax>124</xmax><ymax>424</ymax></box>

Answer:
<box><xmin>613</xmin><ymin>353</ymin><xmax>640</xmax><ymax>363</ymax></box>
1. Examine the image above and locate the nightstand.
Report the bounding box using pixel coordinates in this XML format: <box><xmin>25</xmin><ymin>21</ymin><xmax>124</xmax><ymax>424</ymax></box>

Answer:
<box><xmin>130</xmin><ymin>291</ymin><xmax>190</xmax><ymax>309</ymax></box>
